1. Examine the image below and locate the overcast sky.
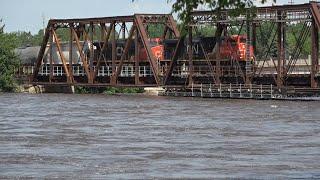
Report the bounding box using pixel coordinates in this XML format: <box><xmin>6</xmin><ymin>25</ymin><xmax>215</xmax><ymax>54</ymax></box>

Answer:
<box><xmin>0</xmin><ymin>0</ymin><xmax>309</xmax><ymax>34</ymax></box>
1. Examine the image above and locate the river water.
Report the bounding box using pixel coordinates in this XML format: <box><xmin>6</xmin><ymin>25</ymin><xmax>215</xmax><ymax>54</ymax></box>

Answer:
<box><xmin>0</xmin><ymin>93</ymin><xmax>320</xmax><ymax>179</ymax></box>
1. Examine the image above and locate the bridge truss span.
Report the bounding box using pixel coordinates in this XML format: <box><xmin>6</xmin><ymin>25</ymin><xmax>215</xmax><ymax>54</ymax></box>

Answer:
<box><xmin>164</xmin><ymin>2</ymin><xmax>320</xmax><ymax>88</ymax></box>
<box><xmin>32</xmin><ymin>14</ymin><xmax>180</xmax><ymax>87</ymax></box>
<box><xmin>32</xmin><ymin>2</ymin><xmax>320</xmax><ymax>90</ymax></box>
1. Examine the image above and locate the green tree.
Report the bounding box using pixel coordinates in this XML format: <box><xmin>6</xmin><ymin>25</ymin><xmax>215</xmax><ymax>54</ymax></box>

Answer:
<box><xmin>0</xmin><ymin>21</ymin><xmax>20</xmax><ymax>92</ymax></box>
<box><xmin>31</xmin><ymin>29</ymin><xmax>45</xmax><ymax>45</ymax></box>
<box><xmin>13</xmin><ymin>29</ymin><xmax>45</xmax><ymax>47</ymax></box>
<box><xmin>132</xmin><ymin>0</ymin><xmax>270</xmax><ymax>23</ymax></box>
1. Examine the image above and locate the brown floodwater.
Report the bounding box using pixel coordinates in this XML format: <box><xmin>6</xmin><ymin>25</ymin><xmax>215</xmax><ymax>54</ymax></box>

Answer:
<box><xmin>0</xmin><ymin>93</ymin><xmax>320</xmax><ymax>178</ymax></box>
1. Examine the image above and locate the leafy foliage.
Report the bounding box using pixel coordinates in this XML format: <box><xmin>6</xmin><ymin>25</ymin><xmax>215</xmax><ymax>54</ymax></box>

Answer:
<box><xmin>12</xmin><ymin>30</ymin><xmax>44</xmax><ymax>47</ymax></box>
<box><xmin>0</xmin><ymin>30</ymin><xmax>20</xmax><ymax>92</ymax></box>
<box><xmin>103</xmin><ymin>87</ymin><xmax>144</xmax><ymax>95</ymax></box>
<box><xmin>75</xmin><ymin>86</ymin><xmax>144</xmax><ymax>94</ymax></box>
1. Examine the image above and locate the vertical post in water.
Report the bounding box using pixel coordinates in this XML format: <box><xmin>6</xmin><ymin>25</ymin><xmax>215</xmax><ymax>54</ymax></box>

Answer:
<box><xmin>240</xmin><ymin>84</ymin><xmax>242</xmax><ymax>98</ymax></box>
<box><xmin>219</xmin><ymin>83</ymin><xmax>222</xmax><ymax>97</ymax></box>
<box><xmin>229</xmin><ymin>83</ymin><xmax>232</xmax><ymax>98</ymax></box>
<box><xmin>250</xmin><ymin>83</ymin><xmax>253</xmax><ymax>98</ymax></box>
<box><xmin>210</xmin><ymin>83</ymin><xmax>212</xmax><ymax>97</ymax></box>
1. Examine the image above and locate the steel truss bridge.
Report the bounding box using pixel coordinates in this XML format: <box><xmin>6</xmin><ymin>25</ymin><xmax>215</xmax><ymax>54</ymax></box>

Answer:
<box><xmin>31</xmin><ymin>2</ymin><xmax>320</xmax><ymax>90</ymax></box>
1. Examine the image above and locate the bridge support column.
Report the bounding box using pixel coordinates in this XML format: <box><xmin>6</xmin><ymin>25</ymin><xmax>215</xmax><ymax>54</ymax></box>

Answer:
<box><xmin>311</xmin><ymin>18</ymin><xmax>319</xmax><ymax>88</ymax></box>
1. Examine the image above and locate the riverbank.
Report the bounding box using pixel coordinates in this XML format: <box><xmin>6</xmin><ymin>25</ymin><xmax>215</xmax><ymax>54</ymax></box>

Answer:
<box><xmin>15</xmin><ymin>84</ymin><xmax>165</xmax><ymax>96</ymax></box>
<box><xmin>10</xmin><ymin>83</ymin><xmax>320</xmax><ymax>101</ymax></box>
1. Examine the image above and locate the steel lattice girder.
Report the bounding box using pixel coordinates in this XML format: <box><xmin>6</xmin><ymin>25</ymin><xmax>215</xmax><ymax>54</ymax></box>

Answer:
<box><xmin>190</xmin><ymin>3</ymin><xmax>315</xmax><ymax>25</ymax></box>
<box><xmin>173</xmin><ymin>2</ymin><xmax>320</xmax><ymax>88</ymax></box>
<box><xmin>32</xmin><ymin>14</ymin><xmax>180</xmax><ymax>86</ymax></box>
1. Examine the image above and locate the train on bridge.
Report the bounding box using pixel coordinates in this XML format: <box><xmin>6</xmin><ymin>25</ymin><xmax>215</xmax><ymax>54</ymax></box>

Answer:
<box><xmin>17</xmin><ymin>2</ymin><xmax>320</xmax><ymax>96</ymax></box>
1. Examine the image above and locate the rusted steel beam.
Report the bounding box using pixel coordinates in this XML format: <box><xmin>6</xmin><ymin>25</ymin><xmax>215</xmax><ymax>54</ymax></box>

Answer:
<box><xmin>210</xmin><ymin>23</ymin><xmax>224</xmax><ymax>54</ymax></box>
<box><xmin>200</xmin><ymin>42</ymin><xmax>219</xmax><ymax>84</ymax></box>
<box><xmin>135</xmin><ymin>15</ymin><xmax>160</xmax><ymax>85</ymax></box>
<box><xmin>89</xmin><ymin>23</ymin><xmax>94</xmax><ymax>83</ymax></box>
<box><xmin>111</xmin><ymin>23</ymin><xmax>116</xmax><ymax>85</ymax></box>
<box><xmin>190</xmin><ymin>3</ymin><xmax>312</xmax><ymax>16</ymax></box>
<box><xmin>49</xmin><ymin>15</ymin><xmax>134</xmax><ymax>25</ymax></box>
<box><xmin>161</xmin><ymin>26</ymin><xmax>169</xmax><ymax>40</ymax></box>
<box><xmin>71</xmin><ymin>28</ymin><xmax>91</xmax><ymax>82</ymax></box>
<box><xmin>285</xmin><ymin>21</ymin><xmax>311</xmax><ymax>76</ymax></box>
<box><xmin>69</xmin><ymin>26</ymin><xmax>73</xmax><ymax>81</ymax></box>
<box><xmin>135</xmin><ymin>14</ymin><xmax>171</xmax><ymax>24</ymax></box>
<box><xmin>93</xmin><ymin>22</ymin><xmax>114</xmax><ymax>81</ymax></box>
<box><xmin>81</xmin><ymin>28</ymin><xmax>93</xmax><ymax>54</ymax></box>
<box><xmin>190</xmin><ymin>3</ymin><xmax>315</xmax><ymax>26</ymax></box>
<box><xmin>114</xmin><ymin>25</ymin><xmax>136</xmax><ymax>82</ymax></box>
<box><xmin>33</xmin><ymin>23</ymin><xmax>51</xmax><ymax>81</ymax></box>
<box><xmin>52</xmin><ymin>30</ymin><xmax>73</xmax><ymax>83</ymax></box>
<box><xmin>49</xmin><ymin>32</ymin><xmax>54</xmax><ymax>82</ymax></box>
<box><xmin>80</xmin><ymin>26</ymin><xmax>96</xmax><ymax>83</ymax></box>
<box><xmin>256</xmin><ymin>22</ymin><xmax>278</xmax><ymax>84</ymax></box>
<box><xmin>164</xmin><ymin>36</ymin><xmax>185</xmax><ymax>85</ymax></box>
<box><xmin>310</xmin><ymin>2</ymin><xmax>320</xmax><ymax>29</ymax></box>
<box><xmin>168</xmin><ymin>15</ymin><xmax>180</xmax><ymax>37</ymax></box>
<box><xmin>311</xmin><ymin>18</ymin><xmax>319</xmax><ymax>88</ymax></box>
<box><xmin>122</xmin><ymin>22</ymin><xmax>126</xmax><ymax>39</ymax></box>
<box><xmin>135</xmin><ymin>29</ymin><xmax>140</xmax><ymax>85</ymax></box>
